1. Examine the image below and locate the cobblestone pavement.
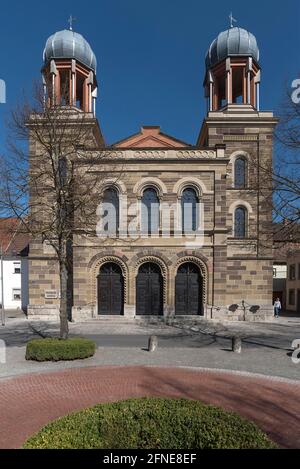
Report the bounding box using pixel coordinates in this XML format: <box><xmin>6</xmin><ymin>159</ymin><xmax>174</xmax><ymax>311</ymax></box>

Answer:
<box><xmin>0</xmin><ymin>314</ymin><xmax>300</xmax><ymax>380</ymax></box>
<box><xmin>0</xmin><ymin>366</ymin><xmax>299</xmax><ymax>449</ymax></box>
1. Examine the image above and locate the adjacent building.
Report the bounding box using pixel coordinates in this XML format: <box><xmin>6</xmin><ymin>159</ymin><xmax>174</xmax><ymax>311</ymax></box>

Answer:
<box><xmin>0</xmin><ymin>218</ymin><xmax>29</xmax><ymax>311</ymax></box>
<box><xmin>286</xmin><ymin>251</ymin><xmax>300</xmax><ymax>314</ymax></box>
<box><xmin>273</xmin><ymin>223</ymin><xmax>300</xmax><ymax>313</ymax></box>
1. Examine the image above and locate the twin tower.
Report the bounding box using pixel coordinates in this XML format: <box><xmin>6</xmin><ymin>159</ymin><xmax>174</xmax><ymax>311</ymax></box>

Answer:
<box><xmin>42</xmin><ymin>25</ymin><xmax>261</xmax><ymax>119</ymax></box>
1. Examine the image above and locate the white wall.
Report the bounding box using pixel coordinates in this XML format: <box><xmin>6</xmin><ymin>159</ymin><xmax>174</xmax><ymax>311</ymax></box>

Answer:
<box><xmin>0</xmin><ymin>259</ymin><xmax>22</xmax><ymax>309</ymax></box>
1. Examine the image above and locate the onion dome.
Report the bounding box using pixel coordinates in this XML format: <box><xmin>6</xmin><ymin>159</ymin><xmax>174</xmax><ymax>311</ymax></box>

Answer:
<box><xmin>205</xmin><ymin>27</ymin><xmax>259</xmax><ymax>70</ymax></box>
<box><xmin>43</xmin><ymin>29</ymin><xmax>96</xmax><ymax>72</ymax></box>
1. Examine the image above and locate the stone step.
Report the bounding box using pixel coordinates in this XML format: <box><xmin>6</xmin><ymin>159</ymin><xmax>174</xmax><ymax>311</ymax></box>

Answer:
<box><xmin>82</xmin><ymin>316</ymin><xmax>135</xmax><ymax>323</ymax></box>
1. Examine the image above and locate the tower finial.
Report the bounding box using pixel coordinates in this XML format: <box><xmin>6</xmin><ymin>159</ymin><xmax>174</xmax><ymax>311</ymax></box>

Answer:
<box><xmin>229</xmin><ymin>12</ymin><xmax>237</xmax><ymax>28</ymax></box>
<box><xmin>68</xmin><ymin>14</ymin><xmax>76</xmax><ymax>31</ymax></box>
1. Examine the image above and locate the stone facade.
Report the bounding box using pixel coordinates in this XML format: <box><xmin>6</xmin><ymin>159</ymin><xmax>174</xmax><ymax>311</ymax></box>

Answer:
<box><xmin>28</xmin><ymin>109</ymin><xmax>277</xmax><ymax>322</ymax></box>
<box><xmin>28</xmin><ymin>26</ymin><xmax>278</xmax><ymax>323</ymax></box>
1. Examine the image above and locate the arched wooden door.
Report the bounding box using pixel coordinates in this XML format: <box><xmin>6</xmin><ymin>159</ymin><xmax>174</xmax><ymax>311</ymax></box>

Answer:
<box><xmin>136</xmin><ymin>263</ymin><xmax>163</xmax><ymax>316</ymax></box>
<box><xmin>175</xmin><ymin>263</ymin><xmax>203</xmax><ymax>315</ymax></box>
<box><xmin>97</xmin><ymin>263</ymin><xmax>124</xmax><ymax>315</ymax></box>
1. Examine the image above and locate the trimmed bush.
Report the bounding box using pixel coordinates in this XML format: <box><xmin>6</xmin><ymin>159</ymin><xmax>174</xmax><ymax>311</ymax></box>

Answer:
<box><xmin>25</xmin><ymin>338</ymin><xmax>96</xmax><ymax>361</ymax></box>
<box><xmin>24</xmin><ymin>398</ymin><xmax>276</xmax><ymax>449</ymax></box>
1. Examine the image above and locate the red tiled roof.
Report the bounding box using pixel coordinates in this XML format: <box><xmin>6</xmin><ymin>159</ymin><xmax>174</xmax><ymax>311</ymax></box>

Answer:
<box><xmin>0</xmin><ymin>218</ymin><xmax>29</xmax><ymax>256</ymax></box>
<box><xmin>112</xmin><ymin>126</ymin><xmax>191</xmax><ymax>148</ymax></box>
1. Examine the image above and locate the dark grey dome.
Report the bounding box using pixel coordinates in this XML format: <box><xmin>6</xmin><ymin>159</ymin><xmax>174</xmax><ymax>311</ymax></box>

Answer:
<box><xmin>205</xmin><ymin>27</ymin><xmax>259</xmax><ymax>70</ymax></box>
<box><xmin>43</xmin><ymin>29</ymin><xmax>97</xmax><ymax>72</ymax></box>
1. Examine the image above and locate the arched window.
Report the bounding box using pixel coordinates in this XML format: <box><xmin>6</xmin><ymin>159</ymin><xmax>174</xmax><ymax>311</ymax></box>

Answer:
<box><xmin>234</xmin><ymin>207</ymin><xmax>247</xmax><ymax>238</ymax></box>
<box><xmin>181</xmin><ymin>188</ymin><xmax>198</xmax><ymax>233</ymax></box>
<box><xmin>141</xmin><ymin>188</ymin><xmax>160</xmax><ymax>234</ymax></box>
<box><xmin>234</xmin><ymin>157</ymin><xmax>247</xmax><ymax>188</ymax></box>
<box><xmin>102</xmin><ymin>188</ymin><xmax>119</xmax><ymax>234</ymax></box>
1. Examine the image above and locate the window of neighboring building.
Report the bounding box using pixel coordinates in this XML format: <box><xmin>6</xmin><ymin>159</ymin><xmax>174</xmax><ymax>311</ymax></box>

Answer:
<box><xmin>14</xmin><ymin>263</ymin><xmax>21</xmax><ymax>274</ymax></box>
<box><xmin>289</xmin><ymin>264</ymin><xmax>296</xmax><ymax>280</ymax></box>
<box><xmin>289</xmin><ymin>289</ymin><xmax>295</xmax><ymax>306</ymax></box>
<box><xmin>181</xmin><ymin>187</ymin><xmax>198</xmax><ymax>233</ymax></box>
<box><xmin>12</xmin><ymin>289</ymin><xmax>21</xmax><ymax>301</ymax></box>
<box><xmin>234</xmin><ymin>207</ymin><xmax>247</xmax><ymax>238</ymax></box>
<box><xmin>141</xmin><ymin>187</ymin><xmax>160</xmax><ymax>234</ymax></box>
<box><xmin>234</xmin><ymin>157</ymin><xmax>247</xmax><ymax>188</ymax></box>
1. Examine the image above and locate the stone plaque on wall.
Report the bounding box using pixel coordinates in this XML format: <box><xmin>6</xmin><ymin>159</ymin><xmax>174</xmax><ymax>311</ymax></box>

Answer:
<box><xmin>44</xmin><ymin>290</ymin><xmax>58</xmax><ymax>299</ymax></box>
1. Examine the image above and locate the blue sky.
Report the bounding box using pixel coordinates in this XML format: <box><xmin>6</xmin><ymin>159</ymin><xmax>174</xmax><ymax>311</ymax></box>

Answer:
<box><xmin>0</xmin><ymin>0</ymin><xmax>299</xmax><ymax>147</ymax></box>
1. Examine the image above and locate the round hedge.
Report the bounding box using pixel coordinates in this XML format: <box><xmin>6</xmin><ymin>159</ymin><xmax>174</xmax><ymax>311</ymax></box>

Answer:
<box><xmin>25</xmin><ymin>338</ymin><xmax>96</xmax><ymax>361</ymax></box>
<box><xmin>24</xmin><ymin>398</ymin><xmax>276</xmax><ymax>449</ymax></box>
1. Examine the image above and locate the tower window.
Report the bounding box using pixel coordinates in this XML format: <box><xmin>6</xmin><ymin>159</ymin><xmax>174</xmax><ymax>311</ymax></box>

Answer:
<box><xmin>234</xmin><ymin>157</ymin><xmax>247</xmax><ymax>188</ymax></box>
<box><xmin>234</xmin><ymin>207</ymin><xmax>247</xmax><ymax>238</ymax></box>
<box><xmin>60</xmin><ymin>70</ymin><xmax>70</xmax><ymax>106</ymax></box>
<box><xmin>217</xmin><ymin>75</ymin><xmax>227</xmax><ymax>108</ymax></box>
<box><xmin>232</xmin><ymin>67</ymin><xmax>245</xmax><ymax>104</ymax></box>
<box><xmin>76</xmin><ymin>73</ymin><xmax>85</xmax><ymax>110</ymax></box>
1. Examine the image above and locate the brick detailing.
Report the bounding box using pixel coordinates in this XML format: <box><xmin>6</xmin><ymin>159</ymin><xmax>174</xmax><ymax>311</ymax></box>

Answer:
<box><xmin>0</xmin><ymin>367</ymin><xmax>299</xmax><ymax>449</ymax></box>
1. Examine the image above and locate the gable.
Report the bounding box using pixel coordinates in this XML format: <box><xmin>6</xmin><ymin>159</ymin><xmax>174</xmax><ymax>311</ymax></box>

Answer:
<box><xmin>112</xmin><ymin>126</ymin><xmax>191</xmax><ymax>148</ymax></box>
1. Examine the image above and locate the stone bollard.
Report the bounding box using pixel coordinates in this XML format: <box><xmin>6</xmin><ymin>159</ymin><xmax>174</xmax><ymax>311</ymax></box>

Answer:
<box><xmin>232</xmin><ymin>336</ymin><xmax>242</xmax><ymax>353</ymax></box>
<box><xmin>148</xmin><ymin>335</ymin><xmax>158</xmax><ymax>352</ymax></box>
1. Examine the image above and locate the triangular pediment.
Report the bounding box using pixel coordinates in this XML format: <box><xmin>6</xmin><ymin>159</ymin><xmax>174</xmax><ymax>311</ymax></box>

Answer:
<box><xmin>112</xmin><ymin>126</ymin><xmax>190</xmax><ymax>148</ymax></box>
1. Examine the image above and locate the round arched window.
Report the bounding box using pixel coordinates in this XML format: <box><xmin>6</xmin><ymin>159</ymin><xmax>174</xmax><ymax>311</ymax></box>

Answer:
<box><xmin>181</xmin><ymin>188</ymin><xmax>198</xmax><ymax>233</ymax></box>
<box><xmin>141</xmin><ymin>188</ymin><xmax>160</xmax><ymax>234</ymax></box>
<box><xmin>234</xmin><ymin>207</ymin><xmax>247</xmax><ymax>238</ymax></box>
<box><xmin>234</xmin><ymin>157</ymin><xmax>247</xmax><ymax>189</ymax></box>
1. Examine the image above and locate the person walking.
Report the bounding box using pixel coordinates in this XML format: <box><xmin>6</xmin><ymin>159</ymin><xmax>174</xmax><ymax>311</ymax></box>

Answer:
<box><xmin>274</xmin><ymin>298</ymin><xmax>281</xmax><ymax>318</ymax></box>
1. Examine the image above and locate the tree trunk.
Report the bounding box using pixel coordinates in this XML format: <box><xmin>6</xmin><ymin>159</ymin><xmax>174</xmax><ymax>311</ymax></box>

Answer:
<box><xmin>59</xmin><ymin>260</ymin><xmax>69</xmax><ymax>339</ymax></box>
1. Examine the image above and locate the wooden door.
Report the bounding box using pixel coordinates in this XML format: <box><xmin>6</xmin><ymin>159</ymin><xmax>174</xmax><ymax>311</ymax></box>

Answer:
<box><xmin>136</xmin><ymin>263</ymin><xmax>163</xmax><ymax>316</ymax></box>
<box><xmin>98</xmin><ymin>263</ymin><xmax>124</xmax><ymax>315</ymax></box>
<box><xmin>175</xmin><ymin>263</ymin><xmax>203</xmax><ymax>315</ymax></box>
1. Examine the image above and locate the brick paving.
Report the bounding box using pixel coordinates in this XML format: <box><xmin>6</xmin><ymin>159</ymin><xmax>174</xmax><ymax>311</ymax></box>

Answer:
<box><xmin>0</xmin><ymin>366</ymin><xmax>299</xmax><ymax>449</ymax></box>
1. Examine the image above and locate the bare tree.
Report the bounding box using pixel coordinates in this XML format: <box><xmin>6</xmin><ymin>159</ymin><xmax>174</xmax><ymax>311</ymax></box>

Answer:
<box><xmin>246</xmin><ymin>85</ymin><xmax>300</xmax><ymax>249</ymax></box>
<box><xmin>0</xmin><ymin>82</ymin><xmax>123</xmax><ymax>338</ymax></box>
<box><xmin>272</xmin><ymin>87</ymin><xmax>300</xmax><ymax>241</ymax></box>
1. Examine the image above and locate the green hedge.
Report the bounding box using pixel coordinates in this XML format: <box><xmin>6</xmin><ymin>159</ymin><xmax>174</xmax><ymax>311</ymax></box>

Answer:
<box><xmin>24</xmin><ymin>398</ymin><xmax>276</xmax><ymax>449</ymax></box>
<box><xmin>25</xmin><ymin>338</ymin><xmax>96</xmax><ymax>362</ymax></box>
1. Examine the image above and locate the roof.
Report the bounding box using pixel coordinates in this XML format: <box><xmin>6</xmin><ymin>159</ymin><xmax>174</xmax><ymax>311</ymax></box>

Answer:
<box><xmin>43</xmin><ymin>29</ymin><xmax>97</xmax><ymax>72</ymax></box>
<box><xmin>205</xmin><ymin>27</ymin><xmax>260</xmax><ymax>70</ymax></box>
<box><xmin>112</xmin><ymin>126</ymin><xmax>191</xmax><ymax>149</ymax></box>
<box><xmin>0</xmin><ymin>218</ymin><xmax>29</xmax><ymax>257</ymax></box>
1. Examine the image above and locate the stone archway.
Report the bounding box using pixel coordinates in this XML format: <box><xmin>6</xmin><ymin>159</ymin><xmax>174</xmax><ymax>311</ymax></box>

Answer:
<box><xmin>136</xmin><ymin>262</ymin><xmax>163</xmax><ymax>316</ymax></box>
<box><xmin>89</xmin><ymin>254</ymin><xmax>129</xmax><ymax>310</ymax></box>
<box><xmin>97</xmin><ymin>262</ymin><xmax>124</xmax><ymax>315</ymax></box>
<box><xmin>175</xmin><ymin>262</ymin><xmax>204</xmax><ymax>315</ymax></box>
<box><xmin>173</xmin><ymin>254</ymin><xmax>208</xmax><ymax>311</ymax></box>
<box><xmin>132</xmin><ymin>254</ymin><xmax>169</xmax><ymax>306</ymax></box>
